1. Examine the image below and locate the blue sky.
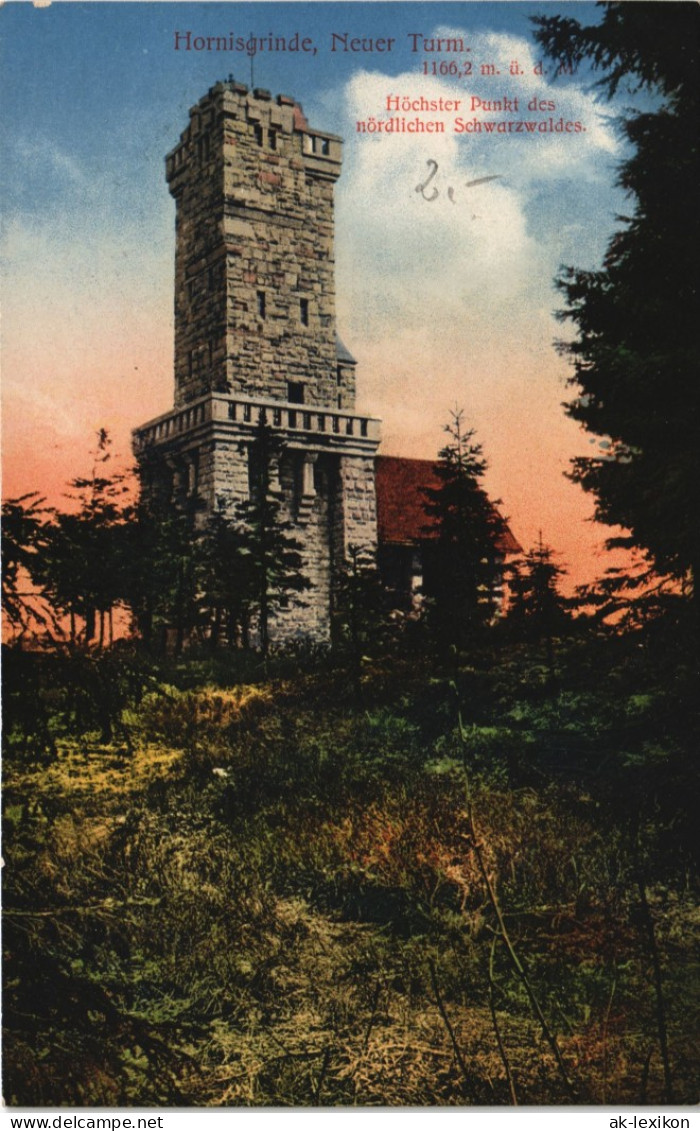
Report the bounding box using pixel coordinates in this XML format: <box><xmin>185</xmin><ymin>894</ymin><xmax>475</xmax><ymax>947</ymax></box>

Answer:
<box><xmin>1</xmin><ymin>1</ymin><xmax>650</xmax><ymax>583</ymax></box>
<box><xmin>2</xmin><ymin>3</ymin><xmax>612</xmax><ymax>228</ymax></box>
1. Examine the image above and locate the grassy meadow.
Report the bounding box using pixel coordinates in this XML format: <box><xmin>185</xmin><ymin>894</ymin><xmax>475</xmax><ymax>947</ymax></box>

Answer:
<box><xmin>2</xmin><ymin>626</ymin><xmax>698</xmax><ymax>1106</ymax></box>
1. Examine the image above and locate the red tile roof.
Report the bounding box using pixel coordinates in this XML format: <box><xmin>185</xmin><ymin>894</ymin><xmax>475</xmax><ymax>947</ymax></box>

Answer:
<box><xmin>375</xmin><ymin>455</ymin><xmax>521</xmax><ymax>555</ymax></box>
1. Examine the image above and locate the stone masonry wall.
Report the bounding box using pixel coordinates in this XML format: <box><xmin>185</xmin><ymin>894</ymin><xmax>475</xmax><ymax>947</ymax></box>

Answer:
<box><xmin>209</xmin><ymin>437</ymin><xmax>332</xmax><ymax>644</ymax></box>
<box><xmin>334</xmin><ymin>456</ymin><xmax>379</xmax><ymax>560</ymax></box>
<box><xmin>168</xmin><ymin>104</ymin><xmax>228</xmax><ymax>406</ymax></box>
<box><xmin>167</xmin><ymin>81</ymin><xmax>353</xmax><ymax>412</ymax></box>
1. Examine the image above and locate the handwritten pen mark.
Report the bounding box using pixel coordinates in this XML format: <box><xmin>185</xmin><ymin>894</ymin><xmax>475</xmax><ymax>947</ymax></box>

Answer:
<box><xmin>416</xmin><ymin>161</ymin><xmax>503</xmax><ymax>205</ymax></box>
<box><xmin>465</xmin><ymin>175</ymin><xmax>503</xmax><ymax>188</ymax></box>
<box><xmin>415</xmin><ymin>158</ymin><xmax>439</xmax><ymax>201</ymax></box>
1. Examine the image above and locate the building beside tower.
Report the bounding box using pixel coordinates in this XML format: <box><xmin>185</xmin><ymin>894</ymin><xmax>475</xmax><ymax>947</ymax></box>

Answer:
<box><xmin>133</xmin><ymin>79</ymin><xmax>519</xmax><ymax>646</ymax></box>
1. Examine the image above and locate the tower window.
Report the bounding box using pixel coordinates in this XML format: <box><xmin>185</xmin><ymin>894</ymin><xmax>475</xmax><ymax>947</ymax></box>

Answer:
<box><xmin>269</xmin><ymin>130</ymin><xmax>277</xmax><ymax>151</ymax></box>
<box><xmin>254</xmin><ymin>124</ymin><xmax>264</xmax><ymax>147</ymax></box>
<box><xmin>336</xmin><ymin>365</ymin><xmax>343</xmax><ymax>386</ymax></box>
<box><xmin>300</xmin><ymin>298</ymin><xmax>309</xmax><ymax>326</ymax></box>
<box><xmin>257</xmin><ymin>291</ymin><xmax>266</xmax><ymax>319</ymax></box>
<box><xmin>287</xmin><ymin>381</ymin><xmax>304</xmax><ymax>405</ymax></box>
<box><xmin>188</xmin><ymin>453</ymin><xmax>199</xmax><ymax>495</ymax></box>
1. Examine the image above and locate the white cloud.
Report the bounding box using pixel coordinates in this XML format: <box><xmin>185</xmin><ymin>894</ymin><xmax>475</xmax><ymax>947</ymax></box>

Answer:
<box><xmin>14</xmin><ymin>137</ymin><xmax>87</xmax><ymax>187</ymax></box>
<box><xmin>335</xmin><ymin>29</ymin><xmax>623</xmax><ymax>394</ymax></box>
<box><xmin>332</xmin><ymin>28</ymin><xmax>625</xmax><ymax>571</ymax></box>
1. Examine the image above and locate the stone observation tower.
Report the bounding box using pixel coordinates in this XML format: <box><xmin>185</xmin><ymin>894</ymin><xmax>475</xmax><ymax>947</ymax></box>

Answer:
<box><xmin>133</xmin><ymin>79</ymin><xmax>381</xmax><ymax>643</ymax></box>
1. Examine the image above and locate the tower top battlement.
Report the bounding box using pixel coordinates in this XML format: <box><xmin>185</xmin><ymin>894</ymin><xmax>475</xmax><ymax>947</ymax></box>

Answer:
<box><xmin>166</xmin><ymin>80</ymin><xmax>342</xmax><ymax>190</ymax></box>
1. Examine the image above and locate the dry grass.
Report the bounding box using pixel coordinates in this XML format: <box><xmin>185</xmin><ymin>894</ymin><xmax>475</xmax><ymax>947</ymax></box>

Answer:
<box><xmin>3</xmin><ymin>679</ymin><xmax>698</xmax><ymax>1106</ymax></box>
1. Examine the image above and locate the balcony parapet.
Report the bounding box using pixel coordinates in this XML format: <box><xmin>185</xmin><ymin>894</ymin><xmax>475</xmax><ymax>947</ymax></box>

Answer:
<box><xmin>133</xmin><ymin>393</ymin><xmax>381</xmax><ymax>456</ymax></box>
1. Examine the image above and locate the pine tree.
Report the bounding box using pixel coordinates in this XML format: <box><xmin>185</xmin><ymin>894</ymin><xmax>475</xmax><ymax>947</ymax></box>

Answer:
<box><xmin>508</xmin><ymin>535</ymin><xmax>568</xmax><ymax>635</ymax></box>
<box><xmin>235</xmin><ymin>413</ymin><xmax>310</xmax><ymax>656</ymax></box>
<box><xmin>532</xmin><ymin>3</ymin><xmax>700</xmax><ymax>608</ymax></box>
<box><xmin>423</xmin><ymin>410</ymin><xmax>506</xmax><ymax>653</ymax></box>
<box><xmin>40</xmin><ymin>431</ymin><xmax>134</xmax><ymax>647</ymax></box>
<box><xmin>507</xmin><ymin>535</ymin><xmax>569</xmax><ymax>685</ymax></box>
<box><xmin>127</xmin><ymin>499</ymin><xmax>205</xmax><ymax>654</ymax></box>
<box><xmin>1</xmin><ymin>492</ymin><xmax>56</xmax><ymax>639</ymax></box>
<box><xmin>198</xmin><ymin>500</ymin><xmax>255</xmax><ymax>651</ymax></box>
<box><xmin>332</xmin><ymin>543</ymin><xmax>387</xmax><ymax>701</ymax></box>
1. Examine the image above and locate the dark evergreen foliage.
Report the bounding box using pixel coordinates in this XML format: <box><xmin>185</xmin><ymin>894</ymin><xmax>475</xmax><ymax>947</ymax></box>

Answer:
<box><xmin>532</xmin><ymin>3</ymin><xmax>700</xmax><ymax>598</ymax></box>
<box><xmin>1</xmin><ymin>492</ymin><xmax>55</xmax><ymax>637</ymax></box>
<box><xmin>197</xmin><ymin>501</ymin><xmax>254</xmax><ymax>651</ymax></box>
<box><xmin>233</xmin><ymin>413</ymin><xmax>310</xmax><ymax>656</ymax></box>
<box><xmin>46</xmin><ymin>431</ymin><xmax>135</xmax><ymax>646</ymax></box>
<box><xmin>506</xmin><ymin>536</ymin><xmax>570</xmax><ymax>690</ymax></box>
<box><xmin>507</xmin><ymin>536</ymin><xmax>569</xmax><ymax>638</ymax></box>
<box><xmin>332</xmin><ymin>543</ymin><xmax>389</xmax><ymax>700</ymax></box>
<box><xmin>422</xmin><ymin>410</ymin><xmax>507</xmax><ymax>651</ymax></box>
<box><xmin>2</xmin><ymin>432</ymin><xmax>135</xmax><ymax>647</ymax></box>
<box><xmin>129</xmin><ymin>498</ymin><xmax>206</xmax><ymax>654</ymax></box>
